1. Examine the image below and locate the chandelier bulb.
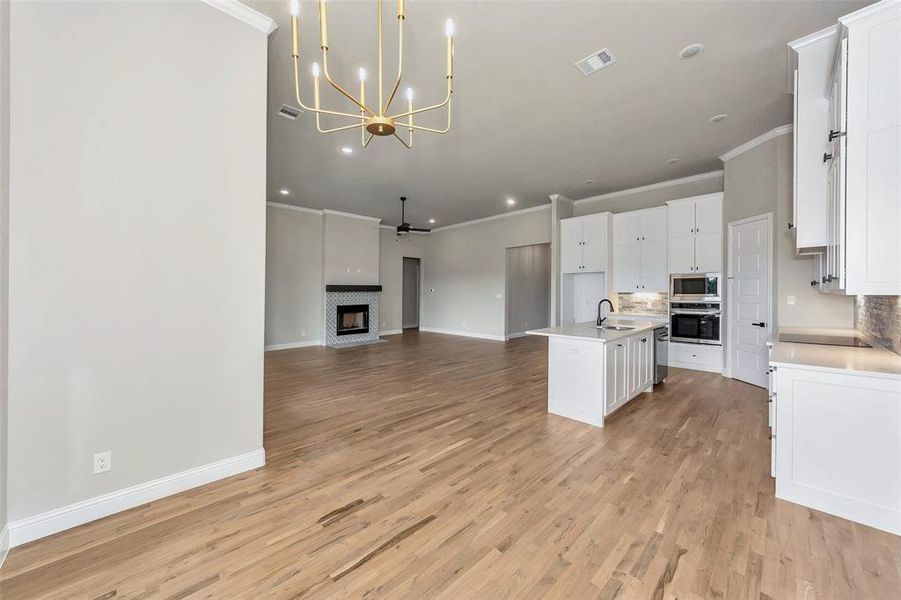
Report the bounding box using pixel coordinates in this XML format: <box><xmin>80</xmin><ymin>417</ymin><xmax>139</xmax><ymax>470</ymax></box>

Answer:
<box><xmin>445</xmin><ymin>19</ymin><xmax>454</xmax><ymax>38</ymax></box>
<box><xmin>406</xmin><ymin>87</ymin><xmax>414</xmax><ymax>101</ymax></box>
<box><xmin>289</xmin><ymin>0</ymin><xmax>299</xmax><ymax>17</ymax></box>
<box><xmin>359</xmin><ymin>67</ymin><xmax>367</xmax><ymax>82</ymax></box>
<box><xmin>311</xmin><ymin>62</ymin><xmax>320</xmax><ymax>78</ymax></box>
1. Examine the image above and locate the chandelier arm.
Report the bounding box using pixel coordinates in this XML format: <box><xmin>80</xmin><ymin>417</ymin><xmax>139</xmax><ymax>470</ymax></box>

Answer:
<box><xmin>383</xmin><ymin>14</ymin><xmax>404</xmax><ymax>113</ymax></box>
<box><xmin>363</xmin><ymin>132</ymin><xmax>375</xmax><ymax>148</ymax></box>
<box><xmin>321</xmin><ymin>51</ymin><xmax>376</xmax><ymax>116</ymax></box>
<box><xmin>392</xmin><ymin>131</ymin><xmax>412</xmax><ymax>149</ymax></box>
<box><xmin>315</xmin><ymin>119</ymin><xmax>368</xmax><ymax>134</ymax></box>
<box><xmin>293</xmin><ymin>57</ymin><xmax>367</xmax><ymax>121</ymax></box>
<box><xmin>390</xmin><ymin>82</ymin><xmax>452</xmax><ymax>120</ymax></box>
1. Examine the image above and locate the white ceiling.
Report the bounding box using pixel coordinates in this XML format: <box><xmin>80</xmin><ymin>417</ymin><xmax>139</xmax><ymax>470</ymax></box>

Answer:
<box><xmin>249</xmin><ymin>0</ymin><xmax>868</xmax><ymax>228</ymax></box>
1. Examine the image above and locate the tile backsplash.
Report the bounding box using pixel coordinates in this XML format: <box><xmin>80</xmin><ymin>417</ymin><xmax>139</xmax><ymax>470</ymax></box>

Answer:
<box><xmin>855</xmin><ymin>295</ymin><xmax>901</xmax><ymax>355</ymax></box>
<box><xmin>616</xmin><ymin>292</ymin><xmax>668</xmax><ymax>316</ymax></box>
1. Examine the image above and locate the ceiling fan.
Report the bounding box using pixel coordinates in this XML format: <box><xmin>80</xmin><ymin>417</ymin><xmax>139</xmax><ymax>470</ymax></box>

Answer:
<box><xmin>393</xmin><ymin>197</ymin><xmax>431</xmax><ymax>236</ymax></box>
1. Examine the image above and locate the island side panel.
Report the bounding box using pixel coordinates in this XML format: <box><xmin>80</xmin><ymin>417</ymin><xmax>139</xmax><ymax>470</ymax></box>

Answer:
<box><xmin>547</xmin><ymin>336</ymin><xmax>606</xmax><ymax>427</ymax></box>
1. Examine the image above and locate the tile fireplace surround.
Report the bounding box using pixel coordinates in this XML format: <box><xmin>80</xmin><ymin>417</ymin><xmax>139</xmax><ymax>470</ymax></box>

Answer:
<box><xmin>325</xmin><ymin>285</ymin><xmax>381</xmax><ymax>347</ymax></box>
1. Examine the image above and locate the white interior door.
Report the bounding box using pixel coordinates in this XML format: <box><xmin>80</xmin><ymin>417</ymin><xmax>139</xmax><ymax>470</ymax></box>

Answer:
<box><xmin>730</xmin><ymin>215</ymin><xmax>771</xmax><ymax>388</ymax></box>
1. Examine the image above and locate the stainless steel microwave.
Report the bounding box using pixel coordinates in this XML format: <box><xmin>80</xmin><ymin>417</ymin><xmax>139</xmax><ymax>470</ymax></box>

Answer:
<box><xmin>670</xmin><ymin>273</ymin><xmax>721</xmax><ymax>302</ymax></box>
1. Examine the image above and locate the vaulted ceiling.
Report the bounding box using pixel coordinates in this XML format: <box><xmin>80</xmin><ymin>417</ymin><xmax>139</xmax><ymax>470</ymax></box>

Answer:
<box><xmin>249</xmin><ymin>0</ymin><xmax>868</xmax><ymax>227</ymax></box>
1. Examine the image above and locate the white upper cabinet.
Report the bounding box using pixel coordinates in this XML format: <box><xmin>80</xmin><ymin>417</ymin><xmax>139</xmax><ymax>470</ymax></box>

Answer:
<box><xmin>666</xmin><ymin>193</ymin><xmax>723</xmax><ymax>274</ymax></box>
<box><xmin>842</xmin><ymin>2</ymin><xmax>901</xmax><ymax>294</ymax></box>
<box><xmin>612</xmin><ymin>212</ymin><xmax>640</xmax><ymax>245</ymax></box>
<box><xmin>791</xmin><ymin>1</ymin><xmax>901</xmax><ymax>295</ymax></box>
<box><xmin>611</xmin><ymin>206</ymin><xmax>669</xmax><ymax>292</ymax></box>
<box><xmin>560</xmin><ymin>218</ymin><xmax>583</xmax><ymax>273</ymax></box>
<box><xmin>668</xmin><ymin>201</ymin><xmax>696</xmax><ymax>239</ymax></box>
<box><xmin>560</xmin><ymin>213</ymin><xmax>611</xmax><ymax>273</ymax></box>
<box><xmin>788</xmin><ymin>25</ymin><xmax>837</xmax><ymax>252</ymax></box>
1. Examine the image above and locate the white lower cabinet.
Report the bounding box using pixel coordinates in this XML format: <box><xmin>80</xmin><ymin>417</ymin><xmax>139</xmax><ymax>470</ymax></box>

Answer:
<box><xmin>606</xmin><ymin>330</ymin><xmax>654</xmax><ymax>416</ymax></box>
<box><xmin>771</xmin><ymin>364</ymin><xmax>901</xmax><ymax>535</ymax></box>
<box><xmin>668</xmin><ymin>342</ymin><xmax>723</xmax><ymax>373</ymax></box>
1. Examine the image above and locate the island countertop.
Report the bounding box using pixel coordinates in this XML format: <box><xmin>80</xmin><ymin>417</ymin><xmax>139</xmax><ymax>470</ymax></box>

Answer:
<box><xmin>527</xmin><ymin>319</ymin><xmax>663</xmax><ymax>343</ymax></box>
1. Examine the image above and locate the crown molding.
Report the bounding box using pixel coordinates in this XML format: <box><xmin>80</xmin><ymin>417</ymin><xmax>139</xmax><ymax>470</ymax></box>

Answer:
<box><xmin>548</xmin><ymin>194</ymin><xmax>574</xmax><ymax>204</ymax></box>
<box><xmin>322</xmin><ymin>209</ymin><xmax>382</xmax><ymax>223</ymax></box>
<box><xmin>571</xmin><ymin>171</ymin><xmax>724</xmax><ymax>206</ymax></box>
<box><xmin>431</xmin><ymin>204</ymin><xmax>551</xmax><ymax>233</ymax></box>
<box><xmin>201</xmin><ymin>0</ymin><xmax>277</xmax><ymax>35</ymax></box>
<box><xmin>719</xmin><ymin>124</ymin><xmax>793</xmax><ymax>162</ymax></box>
<box><xmin>266</xmin><ymin>201</ymin><xmax>323</xmax><ymax>216</ymax></box>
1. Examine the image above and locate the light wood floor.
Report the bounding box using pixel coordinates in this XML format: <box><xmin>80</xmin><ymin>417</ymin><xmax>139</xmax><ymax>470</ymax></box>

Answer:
<box><xmin>2</xmin><ymin>331</ymin><xmax>899</xmax><ymax>599</ymax></box>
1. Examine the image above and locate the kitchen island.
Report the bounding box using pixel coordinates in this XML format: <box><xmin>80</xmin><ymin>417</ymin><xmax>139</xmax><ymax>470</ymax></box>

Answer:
<box><xmin>527</xmin><ymin>319</ymin><xmax>662</xmax><ymax>427</ymax></box>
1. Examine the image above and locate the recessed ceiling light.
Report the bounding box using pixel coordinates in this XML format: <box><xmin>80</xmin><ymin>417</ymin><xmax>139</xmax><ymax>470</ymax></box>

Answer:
<box><xmin>585</xmin><ymin>179</ymin><xmax>596</xmax><ymax>185</ymax></box>
<box><xmin>279</xmin><ymin>188</ymin><xmax>290</xmax><ymax>195</ymax></box>
<box><xmin>428</xmin><ymin>218</ymin><xmax>436</xmax><ymax>224</ymax></box>
<box><xmin>666</xmin><ymin>158</ymin><xmax>680</xmax><ymax>165</ymax></box>
<box><xmin>341</xmin><ymin>147</ymin><xmax>354</xmax><ymax>155</ymax></box>
<box><xmin>678</xmin><ymin>43</ymin><xmax>704</xmax><ymax>59</ymax></box>
<box><xmin>709</xmin><ymin>113</ymin><xmax>728</xmax><ymax>123</ymax></box>
<box><xmin>506</xmin><ymin>197</ymin><xmax>516</xmax><ymax>206</ymax></box>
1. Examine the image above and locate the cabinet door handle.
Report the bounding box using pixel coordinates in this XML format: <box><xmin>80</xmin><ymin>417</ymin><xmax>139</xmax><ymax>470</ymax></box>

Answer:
<box><xmin>617</xmin><ymin>343</ymin><xmax>623</xmax><ymax>347</ymax></box>
<box><xmin>810</xmin><ymin>280</ymin><xmax>818</xmax><ymax>286</ymax></box>
<box><xmin>823</xmin><ymin>152</ymin><xmax>833</xmax><ymax>163</ymax></box>
<box><xmin>641</xmin><ymin>338</ymin><xmax>648</xmax><ymax>343</ymax></box>
<box><xmin>788</xmin><ymin>221</ymin><xmax>794</xmax><ymax>230</ymax></box>
<box><xmin>828</xmin><ymin>129</ymin><xmax>846</xmax><ymax>142</ymax></box>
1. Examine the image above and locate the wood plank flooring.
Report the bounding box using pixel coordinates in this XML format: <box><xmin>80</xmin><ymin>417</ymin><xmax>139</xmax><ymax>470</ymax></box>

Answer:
<box><xmin>1</xmin><ymin>331</ymin><xmax>898</xmax><ymax>598</ymax></box>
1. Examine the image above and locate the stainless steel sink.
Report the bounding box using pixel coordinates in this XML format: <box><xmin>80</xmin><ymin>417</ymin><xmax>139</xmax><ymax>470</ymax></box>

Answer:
<box><xmin>596</xmin><ymin>325</ymin><xmax>635</xmax><ymax>331</ymax></box>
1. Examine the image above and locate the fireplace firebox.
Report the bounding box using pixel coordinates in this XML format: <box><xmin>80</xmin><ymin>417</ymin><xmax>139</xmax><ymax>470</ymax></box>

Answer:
<box><xmin>336</xmin><ymin>304</ymin><xmax>369</xmax><ymax>336</ymax></box>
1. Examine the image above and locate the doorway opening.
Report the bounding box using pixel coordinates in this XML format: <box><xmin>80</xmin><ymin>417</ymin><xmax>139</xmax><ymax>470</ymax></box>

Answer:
<box><xmin>505</xmin><ymin>243</ymin><xmax>551</xmax><ymax>340</ymax></box>
<box><xmin>402</xmin><ymin>257</ymin><xmax>421</xmax><ymax>330</ymax></box>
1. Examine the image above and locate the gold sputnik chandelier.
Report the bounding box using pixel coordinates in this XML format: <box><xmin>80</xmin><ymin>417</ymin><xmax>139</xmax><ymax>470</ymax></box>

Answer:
<box><xmin>289</xmin><ymin>0</ymin><xmax>455</xmax><ymax>149</ymax></box>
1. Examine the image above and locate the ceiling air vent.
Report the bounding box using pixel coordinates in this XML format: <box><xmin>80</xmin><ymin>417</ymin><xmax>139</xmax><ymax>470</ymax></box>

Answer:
<box><xmin>278</xmin><ymin>104</ymin><xmax>302</xmax><ymax>120</ymax></box>
<box><xmin>575</xmin><ymin>48</ymin><xmax>616</xmax><ymax>76</ymax></box>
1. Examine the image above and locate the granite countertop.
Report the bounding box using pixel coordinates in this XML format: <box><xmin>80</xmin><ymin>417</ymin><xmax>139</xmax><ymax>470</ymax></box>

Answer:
<box><xmin>527</xmin><ymin>318</ymin><xmax>663</xmax><ymax>343</ymax></box>
<box><xmin>769</xmin><ymin>326</ymin><xmax>901</xmax><ymax>379</ymax></box>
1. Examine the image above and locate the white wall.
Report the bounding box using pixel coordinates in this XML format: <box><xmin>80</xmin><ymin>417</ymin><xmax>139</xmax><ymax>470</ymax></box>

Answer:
<box><xmin>8</xmin><ymin>0</ymin><xmax>267</xmax><ymax>527</ymax></box>
<box><xmin>265</xmin><ymin>204</ymin><xmax>323</xmax><ymax>347</ymax></box>
<box><xmin>378</xmin><ymin>228</ymin><xmax>427</xmax><ymax>333</ymax></box>
<box><xmin>0</xmin><ymin>0</ymin><xmax>10</xmax><ymax>557</ymax></box>
<box><xmin>422</xmin><ymin>207</ymin><xmax>552</xmax><ymax>340</ymax></box>
<box><xmin>323</xmin><ymin>212</ymin><xmax>380</xmax><ymax>284</ymax></box>
<box><xmin>506</xmin><ymin>244</ymin><xmax>551</xmax><ymax>336</ymax></box>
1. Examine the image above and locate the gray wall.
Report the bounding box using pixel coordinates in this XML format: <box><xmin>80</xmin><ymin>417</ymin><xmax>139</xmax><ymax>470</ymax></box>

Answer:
<box><xmin>506</xmin><ymin>244</ymin><xmax>551</xmax><ymax>336</ymax></box>
<box><xmin>378</xmin><ymin>228</ymin><xmax>427</xmax><ymax>333</ymax></box>
<box><xmin>7</xmin><ymin>1</ymin><xmax>267</xmax><ymax>521</ymax></box>
<box><xmin>402</xmin><ymin>258</ymin><xmax>421</xmax><ymax>328</ymax></box>
<box><xmin>573</xmin><ymin>174</ymin><xmax>724</xmax><ymax>216</ymax></box>
<box><xmin>723</xmin><ymin>133</ymin><xmax>854</xmax><ymax>328</ymax></box>
<box><xmin>323</xmin><ymin>213</ymin><xmax>380</xmax><ymax>284</ymax></box>
<box><xmin>422</xmin><ymin>207</ymin><xmax>551</xmax><ymax>339</ymax></box>
<box><xmin>0</xmin><ymin>0</ymin><xmax>9</xmax><ymax>549</ymax></box>
<box><xmin>265</xmin><ymin>205</ymin><xmax>323</xmax><ymax>347</ymax></box>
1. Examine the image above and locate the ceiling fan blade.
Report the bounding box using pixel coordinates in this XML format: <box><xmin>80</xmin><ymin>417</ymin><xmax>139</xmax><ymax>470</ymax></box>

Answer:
<box><xmin>409</xmin><ymin>227</ymin><xmax>432</xmax><ymax>232</ymax></box>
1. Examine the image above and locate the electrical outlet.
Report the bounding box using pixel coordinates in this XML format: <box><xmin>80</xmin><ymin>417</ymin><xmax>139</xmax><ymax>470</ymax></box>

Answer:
<box><xmin>93</xmin><ymin>451</ymin><xmax>111</xmax><ymax>474</ymax></box>
<box><xmin>787</xmin><ymin>295</ymin><xmax>796</xmax><ymax>306</ymax></box>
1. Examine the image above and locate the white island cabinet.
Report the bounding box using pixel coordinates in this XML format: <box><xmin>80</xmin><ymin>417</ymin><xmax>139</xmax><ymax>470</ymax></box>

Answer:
<box><xmin>528</xmin><ymin>320</ymin><xmax>659</xmax><ymax>428</ymax></box>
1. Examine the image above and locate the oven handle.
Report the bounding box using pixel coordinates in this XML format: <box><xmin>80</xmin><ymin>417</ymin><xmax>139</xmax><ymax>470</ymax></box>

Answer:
<box><xmin>670</xmin><ymin>310</ymin><xmax>722</xmax><ymax>316</ymax></box>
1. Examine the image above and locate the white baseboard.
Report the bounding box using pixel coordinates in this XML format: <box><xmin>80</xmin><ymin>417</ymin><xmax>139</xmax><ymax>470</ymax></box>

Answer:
<box><xmin>0</xmin><ymin>524</ymin><xmax>9</xmax><ymax>569</ymax></box>
<box><xmin>265</xmin><ymin>340</ymin><xmax>322</xmax><ymax>351</ymax></box>
<box><xmin>505</xmin><ymin>332</ymin><xmax>529</xmax><ymax>341</ymax></box>
<box><xmin>8</xmin><ymin>448</ymin><xmax>265</xmax><ymax>548</ymax></box>
<box><xmin>419</xmin><ymin>327</ymin><xmax>505</xmax><ymax>342</ymax></box>
<box><xmin>381</xmin><ymin>329</ymin><xmax>403</xmax><ymax>336</ymax></box>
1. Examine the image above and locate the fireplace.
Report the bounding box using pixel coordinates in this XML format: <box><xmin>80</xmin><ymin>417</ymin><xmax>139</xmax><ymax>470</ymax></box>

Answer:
<box><xmin>336</xmin><ymin>304</ymin><xmax>370</xmax><ymax>336</ymax></box>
